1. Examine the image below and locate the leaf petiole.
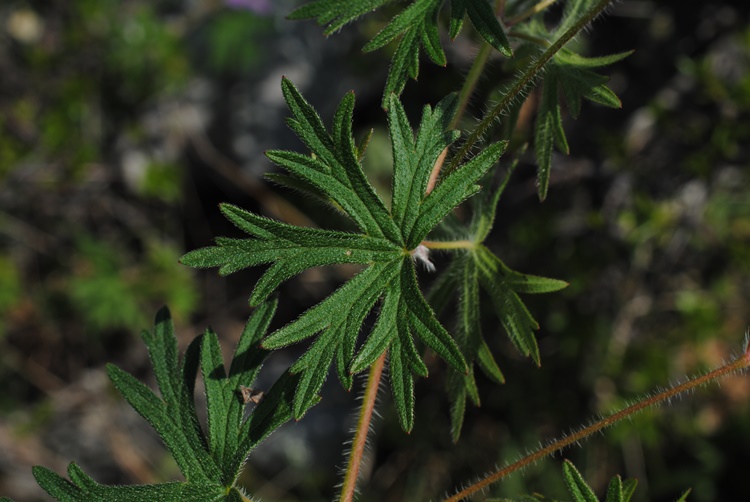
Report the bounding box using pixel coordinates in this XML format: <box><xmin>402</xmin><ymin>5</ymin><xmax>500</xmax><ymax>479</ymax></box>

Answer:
<box><xmin>421</xmin><ymin>239</ymin><xmax>477</xmax><ymax>250</ymax></box>
<box><xmin>505</xmin><ymin>0</ymin><xmax>559</xmax><ymax>26</ymax></box>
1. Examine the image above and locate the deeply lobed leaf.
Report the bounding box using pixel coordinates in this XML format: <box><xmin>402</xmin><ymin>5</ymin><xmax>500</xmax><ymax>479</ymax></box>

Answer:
<box><xmin>182</xmin><ymin>79</ymin><xmax>509</xmax><ymax>430</ymax></box>
<box><xmin>431</xmin><ymin>165</ymin><xmax>568</xmax><ymax>440</ymax></box>
<box><xmin>34</xmin><ymin>303</ymin><xmax>293</xmax><ymax>501</ymax></box>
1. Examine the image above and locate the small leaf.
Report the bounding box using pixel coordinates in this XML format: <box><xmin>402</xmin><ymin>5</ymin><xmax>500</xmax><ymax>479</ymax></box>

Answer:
<box><xmin>475</xmin><ymin>247</ymin><xmax>542</xmax><ymax>365</ymax></box>
<box><xmin>563</xmin><ymin>459</ymin><xmax>599</xmax><ymax>502</ymax></box>
<box><xmin>675</xmin><ymin>488</ymin><xmax>692</xmax><ymax>502</ymax></box>
<box><xmin>621</xmin><ymin>478</ymin><xmax>638</xmax><ymax>501</ymax></box>
<box><xmin>476</xmin><ymin>339</ymin><xmax>505</xmax><ymax>384</ymax></box>
<box><xmin>449</xmin><ymin>0</ymin><xmax>466</xmax><ymax>39</ymax></box>
<box><xmin>504</xmin><ymin>272</ymin><xmax>569</xmax><ymax>294</ymax></box>
<box><xmin>421</xmin><ymin>14</ymin><xmax>447</xmax><ymax>66</ymax></box>
<box><xmin>605</xmin><ymin>475</ymin><xmax>623</xmax><ymax>502</ymax></box>
<box><xmin>465</xmin><ymin>0</ymin><xmax>512</xmax><ymax>57</ymax></box>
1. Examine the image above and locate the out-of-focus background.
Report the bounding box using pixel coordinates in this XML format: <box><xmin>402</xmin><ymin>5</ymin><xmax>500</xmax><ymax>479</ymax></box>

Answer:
<box><xmin>1</xmin><ymin>1</ymin><xmax>749</xmax><ymax>500</ymax></box>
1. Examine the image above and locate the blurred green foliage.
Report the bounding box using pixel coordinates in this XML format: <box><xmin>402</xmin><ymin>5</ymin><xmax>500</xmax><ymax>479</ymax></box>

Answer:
<box><xmin>200</xmin><ymin>9</ymin><xmax>272</xmax><ymax>75</ymax></box>
<box><xmin>68</xmin><ymin>238</ymin><xmax>197</xmax><ymax>333</ymax></box>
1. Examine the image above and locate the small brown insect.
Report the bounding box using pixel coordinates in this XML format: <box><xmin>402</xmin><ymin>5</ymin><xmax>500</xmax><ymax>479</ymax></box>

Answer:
<box><xmin>239</xmin><ymin>385</ymin><xmax>264</xmax><ymax>405</ymax></box>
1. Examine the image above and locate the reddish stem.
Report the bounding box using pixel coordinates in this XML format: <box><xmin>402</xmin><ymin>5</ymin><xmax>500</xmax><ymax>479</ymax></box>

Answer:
<box><xmin>444</xmin><ymin>348</ymin><xmax>750</xmax><ymax>502</ymax></box>
<box><xmin>339</xmin><ymin>351</ymin><xmax>388</xmax><ymax>502</ymax></box>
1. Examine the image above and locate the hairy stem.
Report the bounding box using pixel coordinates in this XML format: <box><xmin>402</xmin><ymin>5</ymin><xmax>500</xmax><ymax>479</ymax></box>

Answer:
<box><xmin>446</xmin><ymin>0</ymin><xmax>615</xmax><ymax>175</ymax></box>
<box><xmin>339</xmin><ymin>351</ymin><xmax>388</xmax><ymax>502</ymax></box>
<box><xmin>444</xmin><ymin>345</ymin><xmax>750</xmax><ymax>502</ymax></box>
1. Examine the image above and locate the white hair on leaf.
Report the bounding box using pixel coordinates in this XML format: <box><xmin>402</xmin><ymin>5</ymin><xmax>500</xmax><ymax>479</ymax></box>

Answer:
<box><xmin>410</xmin><ymin>244</ymin><xmax>435</xmax><ymax>272</ymax></box>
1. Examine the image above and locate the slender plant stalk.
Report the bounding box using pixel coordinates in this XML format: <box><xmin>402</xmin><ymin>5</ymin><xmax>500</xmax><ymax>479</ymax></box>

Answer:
<box><xmin>443</xmin><ymin>344</ymin><xmax>750</xmax><ymax>502</ymax></box>
<box><xmin>446</xmin><ymin>0</ymin><xmax>616</xmax><ymax>175</ymax></box>
<box><xmin>339</xmin><ymin>351</ymin><xmax>388</xmax><ymax>502</ymax></box>
<box><xmin>450</xmin><ymin>41</ymin><xmax>493</xmax><ymax>131</ymax></box>
<box><xmin>506</xmin><ymin>0</ymin><xmax>559</xmax><ymax>26</ymax></box>
<box><xmin>422</xmin><ymin>240</ymin><xmax>476</xmax><ymax>250</ymax></box>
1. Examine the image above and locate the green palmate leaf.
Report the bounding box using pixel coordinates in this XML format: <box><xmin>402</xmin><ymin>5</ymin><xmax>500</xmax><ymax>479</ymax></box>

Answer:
<box><xmin>289</xmin><ymin>0</ymin><xmax>511</xmax><ymax>105</ymax></box>
<box><xmin>431</xmin><ymin>166</ymin><xmax>567</xmax><ymax>440</ymax></box>
<box><xmin>563</xmin><ymin>459</ymin><xmax>599</xmax><ymax>502</ymax></box>
<box><xmin>181</xmin><ymin>78</ymin><xmax>508</xmax><ymax>430</ymax></box>
<box><xmin>507</xmin><ymin>5</ymin><xmax>630</xmax><ymax>200</ymax></box>
<box><xmin>439</xmin><ymin>245</ymin><xmax>566</xmax><ymax>440</ymax></box>
<box><xmin>34</xmin><ymin>303</ymin><xmax>294</xmax><ymax>501</ymax></box>
<box><xmin>533</xmin><ymin>44</ymin><xmax>629</xmax><ymax>199</ymax></box>
<box><xmin>555</xmin><ymin>49</ymin><xmax>632</xmax><ymax>117</ymax></box>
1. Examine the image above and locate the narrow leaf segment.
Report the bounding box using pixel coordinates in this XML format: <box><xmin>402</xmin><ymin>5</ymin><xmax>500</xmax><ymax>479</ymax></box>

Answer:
<box><xmin>33</xmin><ymin>303</ymin><xmax>296</xmax><ymax>501</ymax></box>
<box><xmin>182</xmin><ymin>78</ymin><xmax>508</xmax><ymax>431</ymax></box>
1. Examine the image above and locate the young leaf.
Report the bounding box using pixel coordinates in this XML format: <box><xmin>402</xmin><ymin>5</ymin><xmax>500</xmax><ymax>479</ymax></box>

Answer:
<box><xmin>675</xmin><ymin>489</ymin><xmax>692</xmax><ymax>502</ymax></box>
<box><xmin>505</xmin><ymin>6</ymin><xmax>630</xmax><ymax>200</ymax></box>
<box><xmin>605</xmin><ymin>474</ymin><xmax>623</xmax><ymax>502</ymax></box>
<box><xmin>182</xmin><ymin>78</ymin><xmax>509</xmax><ymax>430</ymax></box>
<box><xmin>289</xmin><ymin>0</ymin><xmax>512</xmax><ymax>105</ymax></box>
<box><xmin>621</xmin><ymin>478</ymin><xmax>638</xmax><ymax>501</ymax></box>
<box><xmin>563</xmin><ymin>459</ymin><xmax>599</xmax><ymax>502</ymax></box>
<box><xmin>33</xmin><ymin>303</ymin><xmax>295</xmax><ymax>501</ymax></box>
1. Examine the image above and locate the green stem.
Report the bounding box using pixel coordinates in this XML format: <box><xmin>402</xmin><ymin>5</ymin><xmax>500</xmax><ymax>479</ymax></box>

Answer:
<box><xmin>421</xmin><ymin>239</ymin><xmax>476</xmax><ymax>250</ymax></box>
<box><xmin>339</xmin><ymin>351</ymin><xmax>387</xmax><ymax>502</ymax></box>
<box><xmin>505</xmin><ymin>0</ymin><xmax>559</xmax><ymax>26</ymax></box>
<box><xmin>443</xmin><ymin>345</ymin><xmax>750</xmax><ymax>502</ymax></box>
<box><xmin>450</xmin><ymin>42</ymin><xmax>493</xmax><ymax>131</ymax></box>
<box><xmin>446</xmin><ymin>0</ymin><xmax>616</xmax><ymax>175</ymax></box>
